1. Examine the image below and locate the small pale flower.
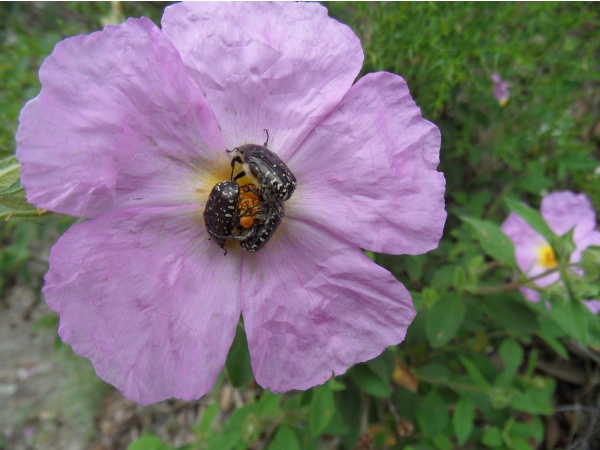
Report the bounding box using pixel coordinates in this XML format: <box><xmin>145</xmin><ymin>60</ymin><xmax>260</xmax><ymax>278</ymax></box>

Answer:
<box><xmin>491</xmin><ymin>72</ymin><xmax>510</xmax><ymax>107</ymax></box>
<box><xmin>502</xmin><ymin>191</ymin><xmax>600</xmax><ymax>313</ymax></box>
<box><xmin>16</xmin><ymin>3</ymin><xmax>446</xmax><ymax>405</ymax></box>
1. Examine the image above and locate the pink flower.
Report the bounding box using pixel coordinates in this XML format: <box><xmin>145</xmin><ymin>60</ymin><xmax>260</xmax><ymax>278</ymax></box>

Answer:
<box><xmin>502</xmin><ymin>191</ymin><xmax>600</xmax><ymax>313</ymax></box>
<box><xmin>15</xmin><ymin>3</ymin><xmax>446</xmax><ymax>405</ymax></box>
<box><xmin>491</xmin><ymin>72</ymin><xmax>510</xmax><ymax>107</ymax></box>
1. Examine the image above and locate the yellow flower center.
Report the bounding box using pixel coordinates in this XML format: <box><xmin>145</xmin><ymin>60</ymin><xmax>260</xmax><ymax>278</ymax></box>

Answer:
<box><xmin>538</xmin><ymin>244</ymin><xmax>557</xmax><ymax>269</ymax></box>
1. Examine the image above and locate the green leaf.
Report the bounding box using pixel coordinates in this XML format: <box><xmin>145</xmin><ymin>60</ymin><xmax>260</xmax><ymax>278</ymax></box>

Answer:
<box><xmin>425</xmin><ymin>294</ymin><xmax>466</xmax><ymax>348</ymax></box>
<box><xmin>511</xmin><ymin>437</ymin><xmax>537</xmax><ymax>450</ymax></box>
<box><xmin>0</xmin><ymin>157</ymin><xmax>44</xmax><ymax>221</ymax></box>
<box><xmin>282</xmin><ymin>392</ymin><xmax>304</xmax><ymax>411</ymax></box>
<box><xmin>461</xmin><ymin>216</ymin><xmax>517</xmax><ymax>267</ymax></box>
<box><xmin>537</xmin><ymin>317</ymin><xmax>569</xmax><ymax>360</ymax></box>
<box><xmin>406</xmin><ymin>254</ymin><xmax>428</xmax><ymax>281</ymax></box>
<box><xmin>393</xmin><ymin>387</ymin><xmax>420</xmax><ymax>421</ymax></box>
<box><xmin>482</xmin><ymin>426</ymin><xmax>503</xmax><ymax>447</ymax></box>
<box><xmin>0</xmin><ymin>202</ymin><xmax>46</xmax><ymax>221</ymax></box>
<box><xmin>225</xmin><ymin>322</ymin><xmax>254</xmax><ymax>387</ymax></box>
<box><xmin>0</xmin><ymin>155</ymin><xmax>21</xmax><ymax>192</ymax></box>
<box><xmin>496</xmin><ymin>338</ymin><xmax>523</xmax><ymax>386</ymax></box>
<box><xmin>0</xmin><ymin>156</ymin><xmax>53</xmax><ymax>221</ymax></box>
<box><xmin>421</xmin><ymin>287</ymin><xmax>439</xmax><ymax>307</ymax></box>
<box><xmin>587</xmin><ymin>310</ymin><xmax>600</xmax><ymax>348</ymax></box>
<box><xmin>294</xmin><ymin>426</ymin><xmax>320</xmax><ymax>450</ymax></box>
<box><xmin>348</xmin><ymin>364</ymin><xmax>392</xmax><ymax>398</ymax></box>
<box><xmin>0</xmin><ymin>173</ymin><xmax>23</xmax><ymax>197</ymax></box>
<box><xmin>581</xmin><ymin>246</ymin><xmax>600</xmax><ymax>273</ymax></box>
<box><xmin>432</xmin><ymin>434</ymin><xmax>453</xmax><ymax>450</ymax></box>
<box><xmin>364</xmin><ymin>250</ymin><xmax>377</xmax><ymax>262</ymax></box>
<box><xmin>548</xmin><ymin>295</ymin><xmax>590</xmax><ymax>345</ymax></box>
<box><xmin>127</xmin><ymin>434</ymin><xmax>172</xmax><ymax>450</ymax></box>
<box><xmin>194</xmin><ymin>403</ymin><xmax>219</xmax><ymax>438</ymax></box>
<box><xmin>459</xmin><ymin>356</ymin><xmax>490</xmax><ymax>388</ymax></box>
<box><xmin>509</xmin><ymin>377</ymin><xmax>554</xmax><ymax>415</ymax></box>
<box><xmin>257</xmin><ymin>391</ymin><xmax>281</xmax><ymax>418</ymax></box>
<box><xmin>322</xmin><ymin>408</ymin><xmax>350</xmax><ymax>437</ymax></box>
<box><xmin>504</xmin><ymin>198</ymin><xmax>556</xmax><ymax>243</ymax></box>
<box><xmin>517</xmin><ymin>160</ymin><xmax>550</xmax><ymax>194</ymax></box>
<box><xmin>509</xmin><ymin>416</ymin><xmax>544</xmax><ymax>443</ymax></box>
<box><xmin>482</xmin><ymin>295</ymin><xmax>539</xmax><ymax>334</ymax></box>
<box><xmin>309</xmin><ymin>384</ymin><xmax>335</xmax><ymax>437</ymax></box>
<box><xmin>453</xmin><ymin>265</ymin><xmax>468</xmax><ymax>291</ymax></box>
<box><xmin>523</xmin><ymin>349</ymin><xmax>539</xmax><ymax>379</ymax></box>
<box><xmin>268</xmin><ymin>426</ymin><xmax>301</xmax><ymax>450</ymax></box>
<box><xmin>453</xmin><ymin>396</ymin><xmax>475</xmax><ymax>445</ymax></box>
<box><xmin>416</xmin><ymin>390</ymin><xmax>449</xmax><ymax>437</ymax></box>
<box><xmin>326</xmin><ymin>378</ymin><xmax>346</xmax><ymax>391</ymax></box>
<box><xmin>366</xmin><ymin>348</ymin><xmax>395</xmax><ymax>382</ymax></box>
<box><xmin>207</xmin><ymin>404</ymin><xmax>257</xmax><ymax>450</ymax></box>
<box><xmin>338</xmin><ymin>383</ymin><xmax>362</xmax><ymax>448</ymax></box>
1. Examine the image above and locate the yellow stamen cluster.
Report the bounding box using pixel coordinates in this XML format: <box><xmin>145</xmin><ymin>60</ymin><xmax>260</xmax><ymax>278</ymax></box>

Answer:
<box><xmin>538</xmin><ymin>244</ymin><xmax>557</xmax><ymax>269</ymax></box>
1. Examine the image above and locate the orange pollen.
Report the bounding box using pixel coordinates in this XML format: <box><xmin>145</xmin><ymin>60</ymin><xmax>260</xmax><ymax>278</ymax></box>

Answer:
<box><xmin>238</xmin><ymin>185</ymin><xmax>262</xmax><ymax>228</ymax></box>
<box><xmin>239</xmin><ymin>215</ymin><xmax>255</xmax><ymax>229</ymax></box>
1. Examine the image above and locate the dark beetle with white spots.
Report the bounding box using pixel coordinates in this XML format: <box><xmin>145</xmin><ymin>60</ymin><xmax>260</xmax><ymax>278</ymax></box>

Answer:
<box><xmin>229</xmin><ymin>144</ymin><xmax>297</xmax><ymax>203</ymax></box>
<box><xmin>240</xmin><ymin>201</ymin><xmax>285</xmax><ymax>252</ymax></box>
<box><xmin>203</xmin><ymin>181</ymin><xmax>240</xmax><ymax>252</ymax></box>
<box><xmin>203</xmin><ymin>180</ymin><xmax>286</xmax><ymax>254</ymax></box>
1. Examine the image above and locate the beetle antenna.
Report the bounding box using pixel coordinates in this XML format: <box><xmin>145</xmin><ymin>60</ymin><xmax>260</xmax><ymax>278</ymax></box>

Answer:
<box><xmin>263</xmin><ymin>129</ymin><xmax>269</xmax><ymax>147</ymax></box>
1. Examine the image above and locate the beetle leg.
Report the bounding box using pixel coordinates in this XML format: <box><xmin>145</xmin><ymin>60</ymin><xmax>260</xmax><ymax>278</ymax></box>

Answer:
<box><xmin>232</xmin><ymin>170</ymin><xmax>247</xmax><ymax>182</ymax></box>
<box><xmin>230</xmin><ymin>155</ymin><xmax>244</xmax><ymax>180</ymax></box>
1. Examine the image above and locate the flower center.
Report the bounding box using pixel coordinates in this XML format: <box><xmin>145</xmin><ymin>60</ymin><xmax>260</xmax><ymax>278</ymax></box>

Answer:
<box><xmin>203</xmin><ymin>137</ymin><xmax>297</xmax><ymax>253</ymax></box>
<box><xmin>538</xmin><ymin>244</ymin><xmax>557</xmax><ymax>269</ymax></box>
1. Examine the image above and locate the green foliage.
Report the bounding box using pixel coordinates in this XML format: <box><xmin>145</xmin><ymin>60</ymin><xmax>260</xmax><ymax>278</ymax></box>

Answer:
<box><xmin>0</xmin><ymin>155</ymin><xmax>45</xmax><ymax>220</ymax></box>
<box><xmin>461</xmin><ymin>216</ymin><xmax>516</xmax><ymax>267</ymax></box>
<box><xmin>128</xmin><ymin>434</ymin><xmax>173</xmax><ymax>450</ymax></box>
<box><xmin>224</xmin><ymin>322</ymin><xmax>254</xmax><ymax>388</ymax></box>
<box><xmin>268</xmin><ymin>426</ymin><xmax>301</xmax><ymax>450</ymax></box>
<box><xmin>452</xmin><ymin>396</ymin><xmax>475</xmax><ymax>445</ymax></box>
<box><xmin>348</xmin><ymin>362</ymin><xmax>392</xmax><ymax>398</ymax></box>
<box><xmin>309</xmin><ymin>384</ymin><xmax>335</xmax><ymax>436</ymax></box>
<box><xmin>2</xmin><ymin>2</ymin><xmax>600</xmax><ymax>450</ymax></box>
<box><xmin>425</xmin><ymin>294</ymin><xmax>466</xmax><ymax>348</ymax></box>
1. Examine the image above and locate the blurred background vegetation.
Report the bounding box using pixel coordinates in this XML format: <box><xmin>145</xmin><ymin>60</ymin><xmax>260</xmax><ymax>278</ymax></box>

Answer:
<box><xmin>1</xmin><ymin>2</ymin><xmax>599</xmax><ymax>449</ymax></box>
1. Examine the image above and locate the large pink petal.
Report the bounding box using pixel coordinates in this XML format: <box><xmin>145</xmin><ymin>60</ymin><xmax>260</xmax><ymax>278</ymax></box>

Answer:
<box><xmin>287</xmin><ymin>72</ymin><xmax>446</xmax><ymax>255</ymax></box>
<box><xmin>161</xmin><ymin>2</ymin><xmax>363</xmax><ymax>160</ymax></box>
<box><xmin>541</xmin><ymin>191</ymin><xmax>596</xmax><ymax>238</ymax></box>
<box><xmin>240</xmin><ymin>219</ymin><xmax>415</xmax><ymax>392</ymax></box>
<box><xmin>16</xmin><ymin>18</ymin><xmax>225</xmax><ymax>219</ymax></box>
<box><xmin>44</xmin><ymin>207</ymin><xmax>241</xmax><ymax>405</ymax></box>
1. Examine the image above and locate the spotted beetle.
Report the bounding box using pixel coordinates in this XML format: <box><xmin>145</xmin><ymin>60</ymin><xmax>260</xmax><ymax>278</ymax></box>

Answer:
<box><xmin>203</xmin><ymin>181</ymin><xmax>284</xmax><ymax>253</ymax></box>
<box><xmin>203</xmin><ymin>180</ymin><xmax>241</xmax><ymax>252</ymax></box>
<box><xmin>229</xmin><ymin>131</ymin><xmax>297</xmax><ymax>203</ymax></box>
<box><xmin>241</xmin><ymin>201</ymin><xmax>285</xmax><ymax>252</ymax></box>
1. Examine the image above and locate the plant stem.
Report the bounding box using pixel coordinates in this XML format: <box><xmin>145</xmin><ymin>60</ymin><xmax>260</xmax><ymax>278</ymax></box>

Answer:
<box><xmin>475</xmin><ymin>266</ymin><xmax>563</xmax><ymax>295</ymax></box>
